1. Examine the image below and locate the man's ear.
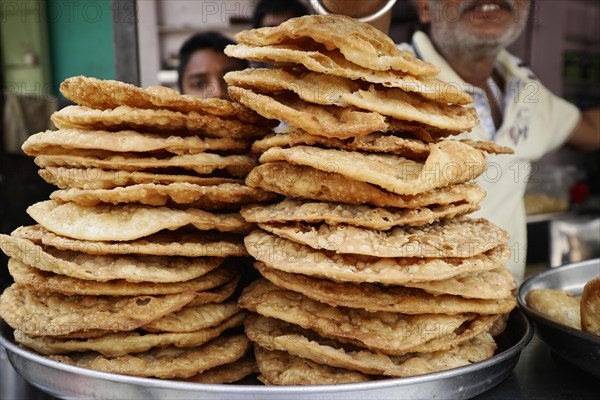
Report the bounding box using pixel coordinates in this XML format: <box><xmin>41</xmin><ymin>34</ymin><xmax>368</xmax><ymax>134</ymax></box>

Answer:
<box><xmin>416</xmin><ymin>0</ymin><xmax>432</xmax><ymax>24</ymax></box>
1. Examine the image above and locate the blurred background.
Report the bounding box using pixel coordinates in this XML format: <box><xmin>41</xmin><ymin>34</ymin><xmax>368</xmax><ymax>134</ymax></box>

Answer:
<box><xmin>1</xmin><ymin>0</ymin><xmax>599</xmax><ymax>289</ymax></box>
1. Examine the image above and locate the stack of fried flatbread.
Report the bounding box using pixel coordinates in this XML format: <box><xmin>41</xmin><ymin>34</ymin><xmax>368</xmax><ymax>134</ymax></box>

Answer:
<box><xmin>222</xmin><ymin>14</ymin><xmax>518</xmax><ymax>385</ymax></box>
<box><xmin>0</xmin><ymin>77</ymin><xmax>280</xmax><ymax>381</ymax></box>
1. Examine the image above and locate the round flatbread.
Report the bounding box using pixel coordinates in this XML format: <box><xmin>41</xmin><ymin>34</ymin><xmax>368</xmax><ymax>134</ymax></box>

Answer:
<box><xmin>244</xmin><ymin>230</ymin><xmax>509</xmax><ymax>284</ymax></box>
<box><xmin>27</xmin><ymin>200</ymin><xmax>253</xmax><ymax>241</ymax></box>
<box><xmin>234</xmin><ymin>15</ymin><xmax>439</xmax><ymax>75</ymax></box>
<box><xmin>51</xmin><ymin>105</ymin><xmax>272</xmax><ymax>139</ymax></box>
<box><xmin>60</xmin><ymin>75</ymin><xmax>269</xmax><ymax>124</ymax></box>
<box><xmin>246</xmin><ymin>162</ymin><xmax>486</xmax><ymax>208</ymax></box>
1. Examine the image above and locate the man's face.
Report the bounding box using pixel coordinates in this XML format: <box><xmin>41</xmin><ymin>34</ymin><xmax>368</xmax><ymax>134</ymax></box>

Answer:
<box><xmin>420</xmin><ymin>0</ymin><xmax>531</xmax><ymax>57</ymax></box>
<box><xmin>182</xmin><ymin>49</ymin><xmax>244</xmax><ymax>99</ymax></box>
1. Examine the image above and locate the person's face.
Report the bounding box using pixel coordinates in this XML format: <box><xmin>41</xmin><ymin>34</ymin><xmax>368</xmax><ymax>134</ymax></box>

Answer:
<box><xmin>259</xmin><ymin>12</ymin><xmax>296</xmax><ymax>28</ymax></box>
<box><xmin>182</xmin><ymin>49</ymin><xmax>244</xmax><ymax>99</ymax></box>
<box><xmin>418</xmin><ymin>0</ymin><xmax>530</xmax><ymax>57</ymax></box>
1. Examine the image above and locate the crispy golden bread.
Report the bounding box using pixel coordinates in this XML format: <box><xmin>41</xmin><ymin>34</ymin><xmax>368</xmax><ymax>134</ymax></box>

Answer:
<box><xmin>254</xmin><ymin>346</ymin><xmax>370</xmax><ymax>385</ymax></box>
<box><xmin>0</xmin><ymin>284</ymin><xmax>195</xmax><ymax>336</ymax></box>
<box><xmin>26</xmin><ymin>200</ymin><xmax>253</xmax><ymax>241</ymax></box>
<box><xmin>246</xmin><ymin>162</ymin><xmax>486</xmax><ymax>208</ymax></box>
<box><xmin>240</xmin><ymin>279</ymin><xmax>494</xmax><ymax>355</ymax></box>
<box><xmin>241</xmin><ymin>197</ymin><xmax>482</xmax><ymax>230</ymax></box>
<box><xmin>234</xmin><ymin>15</ymin><xmax>440</xmax><ymax>75</ymax></box>
<box><xmin>22</xmin><ymin>129</ymin><xmax>249</xmax><ymax>156</ymax></box>
<box><xmin>526</xmin><ymin>289</ymin><xmax>581</xmax><ymax>329</ymax></box>
<box><xmin>15</xmin><ymin>312</ymin><xmax>245</xmax><ymax>357</ymax></box>
<box><xmin>224</xmin><ymin>51</ymin><xmax>471</xmax><ymax>104</ymax></box>
<box><xmin>255</xmin><ymin>262</ymin><xmax>515</xmax><ymax>314</ymax></box>
<box><xmin>246</xmin><ymin>315</ymin><xmax>496</xmax><ymax>377</ymax></box>
<box><xmin>12</xmin><ymin>225</ymin><xmax>248</xmax><ymax>257</ymax></box>
<box><xmin>225</xmin><ymin>69</ymin><xmax>478</xmax><ymax>130</ymax></box>
<box><xmin>51</xmin><ymin>105</ymin><xmax>272</xmax><ymax>138</ymax></box>
<box><xmin>245</xmin><ymin>230</ymin><xmax>509</xmax><ymax>284</ymax></box>
<box><xmin>581</xmin><ymin>277</ymin><xmax>600</xmax><ymax>335</ymax></box>
<box><xmin>60</xmin><ymin>75</ymin><xmax>269</xmax><ymax>124</ymax></box>
<box><xmin>0</xmin><ymin>234</ymin><xmax>225</xmax><ymax>283</ymax></box>
<box><xmin>39</xmin><ymin>167</ymin><xmax>243</xmax><ymax>190</ymax></box>
<box><xmin>258</xmin><ymin>142</ymin><xmax>486</xmax><ymax>195</ymax></box>
<box><xmin>258</xmin><ymin>217</ymin><xmax>507</xmax><ymax>258</ymax></box>
<box><xmin>49</xmin><ymin>182</ymin><xmax>275</xmax><ymax>208</ymax></box>
<box><xmin>50</xmin><ymin>335</ymin><xmax>251</xmax><ymax>379</ymax></box>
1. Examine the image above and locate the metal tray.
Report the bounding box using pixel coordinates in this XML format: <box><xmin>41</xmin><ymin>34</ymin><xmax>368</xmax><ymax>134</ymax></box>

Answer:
<box><xmin>517</xmin><ymin>258</ymin><xmax>600</xmax><ymax>378</ymax></box>
<box><xmin>1</xmin><ymin>308</ymin><xmax>532</xmax><ymax>400</ymax></box>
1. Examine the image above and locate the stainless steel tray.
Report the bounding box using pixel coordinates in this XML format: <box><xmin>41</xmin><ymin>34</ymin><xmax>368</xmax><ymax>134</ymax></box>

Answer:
<box><xmin>517</xmin><ymin>258</ymin><xmax>600</xmax><ymax>378</ymax></box>
<box><xmin>1</xmin><ymin>308</ymin><xmax>532</xmax><ymax>400</ymax></box>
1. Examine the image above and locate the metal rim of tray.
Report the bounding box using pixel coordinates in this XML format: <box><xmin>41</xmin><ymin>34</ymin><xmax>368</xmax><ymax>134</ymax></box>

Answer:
<box><xmin>517</xmin><ymin>258</ymin><xmax>600</xmax><ymax>345</ymax></box>
<box><xmin>0</xmin><ymin>307</ymin><xmax>532</xmax><ymax>400</ymax></box>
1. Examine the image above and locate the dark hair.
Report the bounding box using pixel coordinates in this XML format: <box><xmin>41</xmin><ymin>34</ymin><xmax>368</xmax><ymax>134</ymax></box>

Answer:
<box><xmin>177</xmin><ymin>31</ymin><xmax>247</xmax><ymax>93</ymax></box>
<box><xmin>252</xmin><ymin>0</ymin><xmax>308</xmax><ymax>28</ymax></box>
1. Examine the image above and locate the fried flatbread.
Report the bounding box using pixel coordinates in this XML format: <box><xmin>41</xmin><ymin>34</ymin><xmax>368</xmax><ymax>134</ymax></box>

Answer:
<box><xmin>49</xmin><ymin>182</ymin><xmax>276</xmax><ymax>208</ymax></box>
<box><xmin>225</xmin><ymin>69</ymin><xmax>478</xmax><ymax>131</ymax></box>
<box><xmin>184</xmin><ymin>353</ymin><xmax>258</xmax><ymax>384</ymax></box>
<box><xmin>234</xmin><ymin>15</ymin><xmax>439</xmax><ymax>75</ymax></box>
<box><xmin>344</xmin><ymin>86</ymin><xmax>477</xmax><ymax>131</ymax></box>
<box><xmin>254</xmin><ymin>346</ymin><xmax>369</xmax><ymax>385</ymax></box>
<box><xmin>254</xmin><ymin>262</ymin><xmax>515</xmax><ymax>314</ymax></box>
<box><xmin>246</xmin><ymin>315</ymin><xmax>496</xmax><ymax>377</ymax></box>
<box><xmin>1</xmin><ymin>234</ymin><xmax>225</xmax><ymax>283</ymax></box>
<box><xmin>240</xmin><ymin>279</ymin><xmax>474</xmax><ymax>355</ymax></box>
<box><xmin>182</xmin><ymin>355</ymin><xmax>257</xmax><ymax>384</ymax></box>
<box><xmin>581</xmin><ymin>276</ymin><xmax>600</xmax><ymax>335</ymax></box>
<box><xmin>187</xmin><ymin>275</ymin><xmax>241</xmax><ymax>306</ymax></box>
<box><xmin>245</xmin><ymin>230</ymin><xmax>508</xmax><ymax>284</ymax></box>
<box><xmin>259</xmin><ymin>142</ymin><xmax>486</xmax><ymax>195</ymax></box>
<box><xmin>50</xmin><ymin>335</ymin><xmax>251</xmax><ymax>379</ymax></box>
<box><xmin>246</xmin><ymin>162</ymin><xmax>486</xmax><ymax>208</ymax></box>
<box><xmin>12</xmin><ymin>225</ymin><xmax>248</xmax><ymax>257</ymax></box>
<box><xmin>142</xmin><ymin>302</ymin><xmax>243</xmax><ymax>333</ymax></box>
<box><xmin>259</xmin><ymin>218</ymin><xmax>507</xmax><ymax>258</ymax></box>
<box><xmin>60</xmin><ymin>76</ymin><xmax>268</xmax><ymax>124</ymax></box>
<box><xmin>34</xmin><ymin>151</ymin><xmax>256</xmax><ymax>178</ymax></box>
<box><xmin>8</xmin><ymin>258</ymin><xmax>235</xmax><ymax>296</ymax></box>
<box><xmin>526</xmin><ymin>288</ymin><xmax>581</xmax><ymax>329</ymax></box>
<box><xmin>229</xmin><ymin>87</ymin><xmax>387</xmax><ymax>138</ymax></box>
<box><xmin>27</xmin><ymin>200</ymin><xmax>253</xmax><ymax>241</ymax></box>
<box><xmin>39</xmin><ymin>167</ymin><xmax>243</xmax><ymax>190</ymax></box>
<box><xmin>51</xmin><ymin>105</ymin><xmax>272</xmax><ymax>139</ymax></box>
<box><xmin>241</xmin><ymin>198</ymin><xmax>481</xmax><ymax>230</ymax></box>
<box><xmin>252</xmin><ymin>131</ymin><xmax>512</xmax><ymax>157</ymax></box>
<box><xmin>252</xmin><ymin>130</ymin><xmax>431</xmax><ymax>158</ymax></box>
<box><xmin>0</xmin><ymin>284</ymin><xmax>195</xmax><ymax>336</ymax></box>
<box><xmin>224</xmin><ymin>53</ymin><xmax>470</xmax><ymax>104</ymax></box>
<box><xmin>402</xmin><ymin>267</ymin><xmax>516</xmax><ymax>300</ymax></box>
<box><xmin>22</xmin><ymin>129</ymin><xmax>249</xmax><ymax>156</ymax></box>
<box><xmin>15</xmin><ymin>311</ymin><xmax>246</xmax><ymax>357</ymax></box>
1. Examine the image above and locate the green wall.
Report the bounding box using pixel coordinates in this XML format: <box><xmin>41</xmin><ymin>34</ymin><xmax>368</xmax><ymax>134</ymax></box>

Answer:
<box><xmin>47</xmin><ymin>0</ymin><xmax>115</xmax><ymax>95</ymax></box>
<box><xmin>1</xmin><ymin>0</ymin><xmax>52</xmax><ymax>96</ymax></box>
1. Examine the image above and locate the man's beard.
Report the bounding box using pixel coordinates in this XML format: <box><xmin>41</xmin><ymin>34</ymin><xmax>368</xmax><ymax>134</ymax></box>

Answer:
<box><xmin>428</xmin><ymin>0</ymin><xmax>530</xmax><ymax>62</ymax></box>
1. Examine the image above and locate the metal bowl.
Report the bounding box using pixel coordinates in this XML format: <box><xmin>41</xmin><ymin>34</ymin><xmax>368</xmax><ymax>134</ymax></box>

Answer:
<box><xmin>0</xmin><ymin>308</ymin><xmax>531</xmax><ymax>400</ymax></box>
<box><xmin>517</xmin><ymin>258</ymin><xmax>600</xmax><ymax>378</ymax></box>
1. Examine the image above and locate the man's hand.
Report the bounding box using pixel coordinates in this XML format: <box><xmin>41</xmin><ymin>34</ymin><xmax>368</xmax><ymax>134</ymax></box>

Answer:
<box><xmin>569</xmin><ymin>108</ymin><xmax>600</xmax><ymax>151</ymax></box>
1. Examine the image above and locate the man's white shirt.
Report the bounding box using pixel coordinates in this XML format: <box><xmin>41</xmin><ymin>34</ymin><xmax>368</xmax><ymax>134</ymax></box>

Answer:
<box><xmin>400</xmin><ymin>31</ymin><xmax>581</xmax><ymax>280</ymax></box>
